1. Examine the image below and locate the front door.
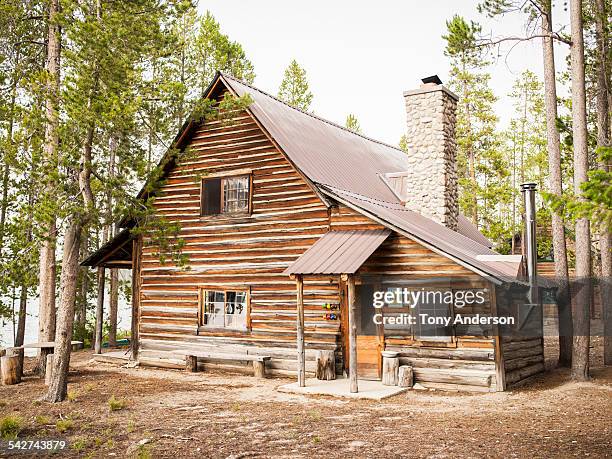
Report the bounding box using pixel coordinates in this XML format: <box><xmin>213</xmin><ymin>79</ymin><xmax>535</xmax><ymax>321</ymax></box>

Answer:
<box><xmin>339</xmin><ymin>279</ymin><xmax>382</xmax><ymax>380</ymax></box>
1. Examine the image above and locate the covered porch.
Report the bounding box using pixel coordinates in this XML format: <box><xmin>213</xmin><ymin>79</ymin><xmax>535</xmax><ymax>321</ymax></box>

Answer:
<box><xmin>284</xmin><ymin>229</ymin><xmax>392</xmax><ymax>394</ymax></box>
<box><xmin>80</xmin><ymin>228</ymin><xmax>141</xmax><ymax>360</ymax></box>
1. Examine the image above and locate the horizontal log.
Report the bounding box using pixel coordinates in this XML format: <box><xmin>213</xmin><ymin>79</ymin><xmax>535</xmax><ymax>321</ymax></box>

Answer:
<box><xmin>505</xmin><ymin>362</ymin><xmax>545</xmax><ymax>385</ymax></box>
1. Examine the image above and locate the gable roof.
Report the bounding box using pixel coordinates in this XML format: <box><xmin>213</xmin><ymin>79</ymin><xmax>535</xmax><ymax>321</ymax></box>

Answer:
<box><xmin>93</xmin><ymin>72</ymin><xmax>517</xmax><ymax>280</ymax></box>
<box><xmin>217</xmin><ymin>73</ymin><xmax>515</xmax><ymax>281</ymax></box>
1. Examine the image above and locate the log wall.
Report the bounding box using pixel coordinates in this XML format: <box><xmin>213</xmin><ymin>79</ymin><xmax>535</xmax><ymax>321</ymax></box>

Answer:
<box><xmin>357</xmin><ymin>234</ymin><xmax>499</xmax><ymax>392</ymax></box>
<box><xmin>136</xmin><ymin>84</ymin><xmax>507</xmax><ymax>390</ymax></box>
<box><xmin>138</xmin><ymin>96</ymin><xmax>338</xmax><ymax>375</ymax></box>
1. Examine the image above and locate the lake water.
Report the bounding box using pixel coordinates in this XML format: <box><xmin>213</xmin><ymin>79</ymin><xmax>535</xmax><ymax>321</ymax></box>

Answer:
<box><xmin>0</xmin><ymin>270</ymin><xmax>132</xmax><ymax>355</ymax></box>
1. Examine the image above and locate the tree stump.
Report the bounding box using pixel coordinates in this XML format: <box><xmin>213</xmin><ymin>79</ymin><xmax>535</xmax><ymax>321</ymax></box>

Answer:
<box><xmin>398</xmin><ymin>365</ymin><xmax>414</xmax><ymax>388</ymax></box>
<box><xmin>382</xmin><ymin>356</ymin><xmax>399</xmax><ymax>386</ymax></box>
<box><xmin>1</xmin><ymin>352</ymin><xmax>21</xmax><ymax>385</ymax></box>
<box><xmin>37</xmin><ymin>347</ymin><xmax>53</xmax><ymax>377</ymax></box>
<box><xmin>45</xmin><ymin>354</ymin><xmax>55</xmax><ymax>386</ymax></box>
<box><xmin>186</xmin><ymin>355</ymin><xmax>198</xmax><ymax>373</ymax></box>
<box><xmin>253</xmin><ymin>360</ymin><xmax>266</xmax><ymax>378</ymax></box>
<box><xmin>315</xmin><ymin>350</ymin><xmax>336</xmax><ymax>380</ymax></box>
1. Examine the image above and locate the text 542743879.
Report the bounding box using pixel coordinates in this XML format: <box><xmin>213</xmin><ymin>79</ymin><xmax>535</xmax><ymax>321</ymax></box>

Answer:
<box><xmin>1</xmin><ymin>439</ymin><xmax>68</xmax><ymax>453</ymax></box>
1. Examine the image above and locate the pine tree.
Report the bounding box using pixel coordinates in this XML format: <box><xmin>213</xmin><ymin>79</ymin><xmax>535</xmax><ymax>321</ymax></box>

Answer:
<box><xmin>278</xmin><ymin>59</ymin><xmax>313</xmax><ymax>111</ymax></box>
<box><xmin>443</xmin><ymin>15</ymin><xmax>498</xmax><ymax>227</ymax></box>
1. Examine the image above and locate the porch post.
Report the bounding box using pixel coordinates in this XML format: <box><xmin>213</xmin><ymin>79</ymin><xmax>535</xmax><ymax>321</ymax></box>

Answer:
<box><xmin>295</xmin><ymin>274</ymin><xmax>305</xmax><ymax>387</ymax></box>
<box><xmin>131</xmin><ymin>237</ymin><xmax>141</xmax><ymax>361</ymax></box>
<box><xmin>347</xmin><ymin>274</ymin><xmax>358</xmax><ymax>393</ymax></box>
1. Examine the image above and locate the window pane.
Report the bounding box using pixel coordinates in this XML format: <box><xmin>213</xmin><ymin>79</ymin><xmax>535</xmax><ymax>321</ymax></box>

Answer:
<box><xmin>225</xmin><ymin>290</ymin><xmax>247</xmax><ymax>329</ymax></box>
<box><xmin>202</xmin><ymin>178</ymin><xmax>221</xmax><ymax>215</ymax></box>
<box><xmin>222</xmin><ymin>176</ymin><xmax>249</xmax><ymax>213</ymax></box>
<box><xmin>203</xmin><ymin>290</ymin><xmax>225</xmax><ymax>327</ymax></box>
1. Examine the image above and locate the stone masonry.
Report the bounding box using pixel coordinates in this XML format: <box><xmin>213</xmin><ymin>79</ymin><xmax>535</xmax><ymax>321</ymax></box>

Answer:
<box><xmin>401</xmin><ymin>82</ymin><xmax>459</xmax><ymax>231</ymax></box>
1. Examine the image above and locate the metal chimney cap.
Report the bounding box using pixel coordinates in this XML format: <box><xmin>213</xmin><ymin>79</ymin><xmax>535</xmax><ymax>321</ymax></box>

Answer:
<box><xmin>520</xmin><ymin>182</ymin><xmax>537</xmax><ymax>191</ymax></box>
<box><xmin>421</xmin><ymin>75</ymin><xmax>443</xmax><ymax>85</ymax></box>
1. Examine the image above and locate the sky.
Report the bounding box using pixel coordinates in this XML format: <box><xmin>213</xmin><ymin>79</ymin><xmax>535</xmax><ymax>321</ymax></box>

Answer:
<box><xmin>198</xmin><ymin>0</ymin><xmax>571</xmax><ymax>146</ymax></box>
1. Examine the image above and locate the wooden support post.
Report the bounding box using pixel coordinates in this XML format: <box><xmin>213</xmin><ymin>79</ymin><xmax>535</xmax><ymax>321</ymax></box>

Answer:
<box><xmin>315</xmin><ymin>350</ymin><xmax>336</xmax><ymax>380</ymax></box>
<box><xmin>186</xmin><ymin>355</ymin><xmax>198</xmax><ymax>373</ymax></box>
<box><xmin>347</xmin><ymin>274</ymin><xmax>358</xmax><ymax>393</ymax></box>
<box><xmin>1</xmin><ymin>350</ymin><xmax>21</xmax><ymax>385</ymax></box>
<box><xmin>45</xmin><ymin>354</ymin><xmax>55</xmax><ymax>386</ymax></box>
<box><xmin>398</xmin><ymin>365</ymin><xmax>414</xmax><ymax>388</ymax></box>
<box><xmin>253</xmin><ymin>360</ymin><xmax>265</xmax><ymax>378</ymax></box>
<box><xmin>131</xmin><ymin>237</ymin><xmax>141</xmax><ymax>361</ymax></box>
<box><xmin>296</xmin><ymin>275</ymin><xmax>305</xmax><ymax>387</ymax></box>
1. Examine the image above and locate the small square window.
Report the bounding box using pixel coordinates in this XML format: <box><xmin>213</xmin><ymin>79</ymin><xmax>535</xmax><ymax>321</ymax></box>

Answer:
<box><xmin>200</xmin><ymin>289</ymin><xmax>248</xmax><ymax>330</ymax></box>
<box><xmin>201</xmin><ymin>174</ymin><xmax>251</xmax><ymax>216</ymax></box>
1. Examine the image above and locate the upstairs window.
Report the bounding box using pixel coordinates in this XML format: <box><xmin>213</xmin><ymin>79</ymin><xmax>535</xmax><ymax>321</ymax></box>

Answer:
<box><xmin>201</xmin><ymin>174</ymin><xmax>251</xmax><ymax>216</ymax></box>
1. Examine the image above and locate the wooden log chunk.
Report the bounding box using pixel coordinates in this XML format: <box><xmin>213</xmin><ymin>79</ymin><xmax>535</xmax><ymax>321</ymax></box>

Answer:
<box><xmin>1</xmin><ymin>354</ymin><xmax>21</xmax><ymax>385</ymax></box>
<box><xmin>38</xmin><ymin>347</ymin><xmax>53</xmax><ymax>378</ymax></box>
<box><xmin>45</xmin><ymin>354</ymin><xmax>54</xmax><ymax>386</ymax></box>
<box><xmin>253</xmin><ymin>360</ymin><xmax>266</xmax><ymax>378</ymax></box>
<box><xmin>315</xmin><ymin>350</ymin><xmax>336</xmax><ymax>380</ymax></box>
<box><xmin>382</xmin><ymin>356</ymin><xmax>399</xmax><ymax>386</ymax></box>
<box><xmin>398</xmin><ymin>365</ymin><xmax>414</xmax><ymax>388</ymax></box>
<box><xmin>186</xmin><ymin>355</ymin><xmax>198</xmax><ymax>373</ymax></box>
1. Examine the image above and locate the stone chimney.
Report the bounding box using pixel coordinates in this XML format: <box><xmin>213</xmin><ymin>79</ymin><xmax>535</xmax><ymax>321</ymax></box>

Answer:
<box><xmin>399</xmin><ymin>75</ymin><xmax>459</xmax><ymax>230</ymax></box>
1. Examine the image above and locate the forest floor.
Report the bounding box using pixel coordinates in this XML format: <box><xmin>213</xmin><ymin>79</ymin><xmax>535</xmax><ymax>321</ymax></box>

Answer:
<box><xmin>1</xmin><ymin>337</ymin><xmax>611</xmax><ymax>458</ymax></box>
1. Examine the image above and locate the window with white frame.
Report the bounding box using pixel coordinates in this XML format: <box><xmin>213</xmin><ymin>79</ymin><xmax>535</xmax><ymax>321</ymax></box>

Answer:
<box><xmin>199</xmin><ymin>289</ymin><xmax>248</xmax><ymax>330</ymax></box>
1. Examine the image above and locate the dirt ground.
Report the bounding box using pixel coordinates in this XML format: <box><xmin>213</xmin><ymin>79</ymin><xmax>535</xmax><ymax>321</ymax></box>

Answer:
<box><xmin>1</xmin><ymin>339</ymin><xmax>611</xmax><ymax>458</ymax></box>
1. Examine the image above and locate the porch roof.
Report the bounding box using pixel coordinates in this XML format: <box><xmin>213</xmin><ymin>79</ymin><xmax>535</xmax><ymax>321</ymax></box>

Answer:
<box><xmin>80</xmin><ymin>228</ymin><xmax>134</xmax><ymax>269</ymax></box>
<box><xmin>283</xmin><ymin>229</ymin><xmax>391</xmax><ymax>275</ymax></box>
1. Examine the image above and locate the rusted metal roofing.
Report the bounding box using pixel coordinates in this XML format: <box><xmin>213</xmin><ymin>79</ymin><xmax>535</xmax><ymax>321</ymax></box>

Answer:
<box><xmin>220</xmin><ymin>73</ymin><xmax>408</xmax><ymax>203</ymax></box>
<box><xmin>318</xmin><ymin>185</ymin><xmax>520</xmax><ymax>281</ymax></box>
<box><xmin>220</xmin><ymin>73</ymin><xmax>515</xmax><ymax>281</ymax></box>
<box><xmin>457</xmin><ymin>214</ymin><xmax>493</xmax><ymax>248</ymax></box>
<box><xmin>84</xmin><ymin>72</ymin><xmax>512</xmax><ymax>280</ymax></box>
<box><xmin>284</xmin><ymin>230</ymin><xmax>391</xmax><ymax>275</ymax></box>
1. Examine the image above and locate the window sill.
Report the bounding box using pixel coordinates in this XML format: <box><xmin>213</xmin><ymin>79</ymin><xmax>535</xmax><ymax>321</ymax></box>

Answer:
<box><xmin>197</xmin><ymin>326</ymin><xmax>250</xmax><ymax>336</ymax></box>
<box><xmin>199</xmin><ymin>212</ymin><xmax>252</xmax><ymax>222</ymax></box>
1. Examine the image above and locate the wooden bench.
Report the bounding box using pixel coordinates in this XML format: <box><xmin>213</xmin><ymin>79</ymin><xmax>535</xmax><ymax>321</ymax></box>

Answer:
<box><xmin>179</xmin><ymin>352</ymin><xmax>271</xmax><ymax>378</ymax></box>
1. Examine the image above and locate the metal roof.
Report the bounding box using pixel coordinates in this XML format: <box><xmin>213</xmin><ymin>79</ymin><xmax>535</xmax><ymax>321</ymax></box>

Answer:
<box><xmin>84</xmin><ymin>73</ymin><xmax>513</xmax><ymax>280</ymax></box>
<box><xmin>284</xmin><ymin>230</ymin><xmax>391</xmax><ymax>275</ymax></box>
<box><xmin>220</xmin><ymin>73</ymin><xmax>515</xmax><ymax>281</ymax></box>
<box><xmin>319</xmin><ymin>185</ymin><xmax>521</xmax><ymax>281</ymax></box>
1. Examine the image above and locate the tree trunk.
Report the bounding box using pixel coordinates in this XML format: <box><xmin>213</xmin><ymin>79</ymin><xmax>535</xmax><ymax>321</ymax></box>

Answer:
<box><xmin>15</xmin><ymin>285</ymin><xmax>27</xmax><ymax>377</ymax></box>
<box><xmin>37</xmin><ymin>0</ymin><xmax>61</xmax><ymax>374</ymax></box>
<box><xmin>382</xmin><ymin>355</ymin><xmax>399</xmax><ymax>386</ymax></box>
<box><xmin>569</xmin><ymin>0</ymin><xmax>592</xmax><ymax>381</ymax></box>
<box><xmin>94</xmin><ymin>267</ymin><xmax>105</xmax><ymax>353</ymax></box>
<box><xmin>45</xmin><ymin>221</ymin><xmax>81</xmax><ymax>402</ymax></box>
<box><xmin>593</xmin><ymin>0</ymin><xmax>612</xmax><ymax>365</ymax></box>
<box><xmin>398</xmin><ymin>365</ymin><xmax>414</xmax><ymax>388</ymax></box>
<box><xmin>75</xmin><ymin>231</ymin><xmax>89</xmax><ymax>330</ymax></box>
<box><xmin>541</xmin><ymin>0</ymin><xmax>573</xmax><ymax>367</ymax></box>
<box><xmin>1</xmin><ymin>351</ymin><xmax>21</xmax><ymax>386</ymax></box>
<box><xmin>107</xmin><ymin>137</ymin><xmax>118</xmax><ymax>347</ymax></box>
<box><xmin>108</xmin><ymin>268</ymin><xmax>118</xmax><ymax>347</ymax></box>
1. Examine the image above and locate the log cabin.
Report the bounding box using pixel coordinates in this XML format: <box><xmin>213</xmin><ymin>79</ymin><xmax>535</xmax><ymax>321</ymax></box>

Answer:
<box><xmin>83</xmin><ymin>72</ymin><xmax>545</xmax><ymax>392</ymax></box>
